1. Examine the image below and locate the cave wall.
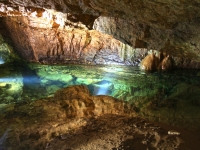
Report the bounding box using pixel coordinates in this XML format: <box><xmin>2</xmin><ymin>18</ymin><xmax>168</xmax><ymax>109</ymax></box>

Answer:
<box><xmin>1</xmin><ymin>1</ymin><xmax>200</xmax><ymax>68</ymax></box>
<box><xmin>3</xmin><ymin>15</ymin><xmax>146</xmax><ymax>65</ymax></box>
<box><xmin>93</xmin><ymin>16</ymin><xmax>200</xmax><ymax>61</ymax></box>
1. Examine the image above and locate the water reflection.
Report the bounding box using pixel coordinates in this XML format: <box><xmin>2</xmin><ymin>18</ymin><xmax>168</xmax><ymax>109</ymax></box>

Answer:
<box><xmin>0</xmin><ymin>63</ymin><xmax>200</xmax><ymax>130</ymax></box>
<box><xmin>92</xmin><ymin>80</ymin><xmax>113</xmax><ymax>95</ymax></box>
<box><xmin>0</xmin><ymin>57</ymin><xmax>4</xmax><ymax>64</ymax></box>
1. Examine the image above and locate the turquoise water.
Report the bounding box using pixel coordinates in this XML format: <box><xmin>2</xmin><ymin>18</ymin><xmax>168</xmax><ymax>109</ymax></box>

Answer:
<box><xmin>1</xmin><ymin>63</ymin><xmax>200</xmax><ymax>129</ymax></box>
<box><xmin>0</xmin><ymin>63</ymin><xmax>147</xmax><ymax>103</ymax></box>
<box><xmin>1</xmin><ymin>63</ymin><xmax>199</xmax><ymax>102</ymax></box>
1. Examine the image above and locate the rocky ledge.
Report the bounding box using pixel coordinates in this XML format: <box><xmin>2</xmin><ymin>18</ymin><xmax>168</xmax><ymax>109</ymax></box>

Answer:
<box><xmin>0</xmin><ymin>85</ymin><xmax>200</xmax><ymax>149</ymax></box>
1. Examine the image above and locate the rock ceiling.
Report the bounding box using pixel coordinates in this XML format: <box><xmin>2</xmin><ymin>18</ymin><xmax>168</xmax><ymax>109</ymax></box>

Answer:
<box><xmin>1</xmin><ymin>0</ymin><xmax>200</xmax><ymax>67</ymax></box>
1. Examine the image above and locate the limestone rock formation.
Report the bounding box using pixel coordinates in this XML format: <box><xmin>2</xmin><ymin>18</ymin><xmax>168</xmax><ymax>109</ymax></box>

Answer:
<box><xmin>1</xmin><ymin>0</ymin><xmax>200</xmax><ymax>68</ymax></box>
<box><xmin>3</xmin><ymin>15</ymin><xmax>144</xmax><ymax>65</ymax></box>
<box><xmin>0</xmin><ymin>85</ymin><xmax>133</xmax><ymax>149</ymax></box>
<box><xmin>0</xmin><ymin>85</ymin><xmax>200</xmax><ymax>149</ymax></box>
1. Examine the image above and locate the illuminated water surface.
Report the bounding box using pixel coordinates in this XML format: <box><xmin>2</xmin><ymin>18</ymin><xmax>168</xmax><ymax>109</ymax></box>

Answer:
<box><xmin>0</xmin><ymin>63</ymin><xmax>200</xmax><ymax>130</ymax></box>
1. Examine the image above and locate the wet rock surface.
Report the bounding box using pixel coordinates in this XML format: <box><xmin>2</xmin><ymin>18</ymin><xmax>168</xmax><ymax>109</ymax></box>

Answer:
<box><xmin>45</xmin><ymin>115</ymin><xmax>184</xmax><ymax>150</ymax></box>
<box><xmin>0</xmin><ymin>85</ymin><xmax>200</xmax><ymax>150</ymax></box>
<box><xmin>0</xmin><ymin>85</ymin><xmax>130</xmax><ymax>150</ymax></box>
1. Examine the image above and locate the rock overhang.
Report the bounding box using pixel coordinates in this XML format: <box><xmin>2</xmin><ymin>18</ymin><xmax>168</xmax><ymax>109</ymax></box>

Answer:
<box><xmin>0</xmin><ymin>0</ymin><xmax>200</xmax><ymax>68</ymax></box>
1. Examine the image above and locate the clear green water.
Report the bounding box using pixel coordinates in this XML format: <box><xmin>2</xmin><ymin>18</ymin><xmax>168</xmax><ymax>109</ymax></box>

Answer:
<box><xmin>1</xmin><ymin>63</ymin><xmax>200</xmax><ymax>130</ymax></box>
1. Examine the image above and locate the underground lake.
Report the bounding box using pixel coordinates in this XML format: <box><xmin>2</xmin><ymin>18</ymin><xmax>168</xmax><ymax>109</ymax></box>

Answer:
<box><xmin>0</xmin><ymin>62</ymin><xmax>200</xmax><ymax>149</ymax></box>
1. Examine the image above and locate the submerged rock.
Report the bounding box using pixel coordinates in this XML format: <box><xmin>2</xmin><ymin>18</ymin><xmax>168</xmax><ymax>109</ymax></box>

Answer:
<box><xmin>54</xmin><ymin>85</ymin><xmax>126</xmax><ymax>117</ymax></box>
<box><xmin>0</xmin><ymin>66</ymin><xmax>23</xmax><ymax>104</ymax></box>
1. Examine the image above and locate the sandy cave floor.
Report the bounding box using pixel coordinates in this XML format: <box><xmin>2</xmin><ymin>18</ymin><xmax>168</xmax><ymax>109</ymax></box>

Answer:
<box><xmin>45</xmin><ymin>115</ymin><xmax>200</xmax><ymax>150</ymax></box>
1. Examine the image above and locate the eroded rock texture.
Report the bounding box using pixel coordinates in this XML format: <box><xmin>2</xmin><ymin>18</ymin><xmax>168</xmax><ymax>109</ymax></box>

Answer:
<box><xmin>93</xmin><ymin>16</ymin><xmax>200</xmax><ymax>63</ymax></box>
<box><xmin>1</xmin><ymin>85</ymin><xmax>200</xmax><ymax>149</ymax></box>
<box><xmin>1</xmin><ymin>0</ymin><xmax>200</xmax><ymax>67</ymax></box>
<box><xmin>0</xmin><ymin>85</ymin><xmax>133</xmax><ymax>149</ymax></box>
<box><xmin>1</xmin><ymin>85</ymin><xmax>198</xmax><ymax>150</ymax></box>
<box><xmin>3</xmin><ymin>15</ymin><xmax>145</xmax><ymax>65</ymax></box>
